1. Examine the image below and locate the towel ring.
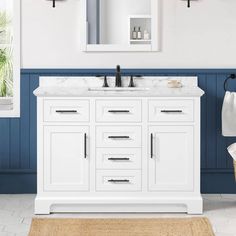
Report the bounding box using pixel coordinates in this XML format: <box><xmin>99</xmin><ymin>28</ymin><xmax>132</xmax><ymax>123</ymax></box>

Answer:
<box><xmin>224</xmin><ymin>74</ymin><xmax>236</xmax><ymax>92</ymax></box>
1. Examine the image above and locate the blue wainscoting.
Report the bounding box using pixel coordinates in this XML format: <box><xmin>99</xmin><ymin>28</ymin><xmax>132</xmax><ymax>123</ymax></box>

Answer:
<box><xmin>0</xmin><ymin>69</ymin><xmax>236</xmax><ymax>193</ymax></box>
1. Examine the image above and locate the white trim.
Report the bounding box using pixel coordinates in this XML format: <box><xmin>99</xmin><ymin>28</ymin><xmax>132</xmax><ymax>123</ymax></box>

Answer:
<box><xmin>35</xmin><ymin>197</ymin><xmax>203</xmax><ymax>214</ymax></box>
<box><xmin>80</xmin><ymin>0</ymin><xmax>87</xmax><ymax>52</ymax></box>
<box><xmin>81</xmin><ymin>0</ymin><xmax>160</xmax><ymax>52</ymax></box>
<box><xmin>151</xmin><ymin>0</ymin><xmax>160</xmax><ymax>51</ymax></box>
<box><xmin>86</xmin><ymin>44</ymin><xmax>152</xmax><ymax>52</ymax></box>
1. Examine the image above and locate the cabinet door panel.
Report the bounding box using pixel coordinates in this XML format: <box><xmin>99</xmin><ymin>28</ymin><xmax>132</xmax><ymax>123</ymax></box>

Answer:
<box><xmin>44</xmin><ymin>126</ymin><xmax>89</xmax><ymax>191</ymax></box>
<box><xmin>148</xmin><ymin>126</ymin><xmax>194</xmax><ymax>191</ymax></box>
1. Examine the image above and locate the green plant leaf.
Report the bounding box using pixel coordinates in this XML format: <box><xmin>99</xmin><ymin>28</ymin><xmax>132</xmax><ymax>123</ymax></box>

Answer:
<box><xmin>0</xmin><ymin>10</ymin><xmax>13</xmax><ymax>97</ymax></box>
<box><xmin>0</xmin><ymin>11</ymin><xmax>11</xmax><ymax>30</ymax></box>
<box><xmin>0</xmin><ymin>47</ymin><xmax>13</xmax><ymax>97</ymax></box>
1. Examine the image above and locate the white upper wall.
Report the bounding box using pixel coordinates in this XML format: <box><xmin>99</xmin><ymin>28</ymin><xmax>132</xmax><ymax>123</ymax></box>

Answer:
<box><xmin>21</xmin><ymin>0</ymin><xmax>236</xmax><ymax>69</ymax></box>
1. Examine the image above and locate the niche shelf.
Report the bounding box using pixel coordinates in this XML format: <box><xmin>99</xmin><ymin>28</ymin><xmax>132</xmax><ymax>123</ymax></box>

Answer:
<box><xmin>128</xmin><ymin>15</ymin><xmax>152</xmax><ymax>45</ymax></box>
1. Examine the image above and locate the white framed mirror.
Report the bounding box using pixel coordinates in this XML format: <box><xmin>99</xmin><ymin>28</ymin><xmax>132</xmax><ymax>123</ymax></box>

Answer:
<box><xmin>81</xmin><ymin>0</ymin><xmax>160</xmax><ymax>52</ymax></box>
<box><xmin>0</xmin><ymin>0</ymin><xmax>20</xmax><ymax>117</ymax></box>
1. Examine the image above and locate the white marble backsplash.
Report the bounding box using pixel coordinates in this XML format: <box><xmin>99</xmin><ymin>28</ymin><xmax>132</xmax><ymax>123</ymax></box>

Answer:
<box><xmin>39</xmin><ymin>76</ymin><xmax>198</xmax><ymax>88</ymax></box>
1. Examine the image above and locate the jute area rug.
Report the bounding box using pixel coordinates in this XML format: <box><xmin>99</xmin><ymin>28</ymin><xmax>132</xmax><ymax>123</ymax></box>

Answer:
<box><xmin>29</xmin><ymin>217</ymin><xmax>215</xmax><ymax>236</ymax></box>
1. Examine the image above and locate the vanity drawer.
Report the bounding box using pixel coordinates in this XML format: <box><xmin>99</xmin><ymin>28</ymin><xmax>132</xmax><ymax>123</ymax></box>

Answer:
<box><xmin>96</xmin><ymin>148</ymin><xmax>141</xmax><ymax>170</ymax></box>
<box><xmin>96</xmin><ymin>126</ymin><xmax>142</xmax><ymax>148</ymax></box>
<box><xmin>96</xmin><ymin>170</ymin><xmax>141</xmax><ymax>191</ymax></box>
<box><xmin>148</xmin><ymin>99</ymin><xmax>194</xmax><ymax>122</ymax></box>
<box><xmin>43</xmin><ymin>99</ymin><xmax>89</xmax><ymax>122</ymax></box>
<box><xmin>96</xmin><ymin>100</ymin><xmax>142</xmax><ymax>122</ymax></box>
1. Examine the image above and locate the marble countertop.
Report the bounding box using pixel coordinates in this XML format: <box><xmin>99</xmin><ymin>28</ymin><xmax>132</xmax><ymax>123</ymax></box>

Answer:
<box><xmin>33</xmin><ymin>86</ymin><xmax>205</xmax><ymax>97</ymax></box>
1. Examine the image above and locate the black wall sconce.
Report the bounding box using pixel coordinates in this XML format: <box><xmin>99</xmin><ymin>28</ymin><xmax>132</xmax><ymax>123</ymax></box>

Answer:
<box><xmin>50</xmin><ymin>0</ymin><xmax>66</xmax><ymax>8</ymax></box>
<box><xmin>182</xmin><ymin>0</ymin><xmax>198</xmax><ymax>8</ymax></box>
<box><xmin>47</xmin><ymin>0</ymin><xmax>56</xmax><ymax>7</ymax></box>
<box><xmin>187</xmin><ymin>0</ymin><xmax>190</xmax><ymax>7</ymax></box>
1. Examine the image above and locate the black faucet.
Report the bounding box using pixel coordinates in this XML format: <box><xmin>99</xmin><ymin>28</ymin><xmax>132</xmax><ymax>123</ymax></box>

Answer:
<box><xmin>115</xmin><ymin>65</ymin><xmax>122</xmax><ymax>87</ymax></box>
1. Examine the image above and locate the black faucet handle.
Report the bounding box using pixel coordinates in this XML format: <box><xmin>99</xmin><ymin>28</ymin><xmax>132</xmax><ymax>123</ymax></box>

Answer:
<box><xmin>129</xmin><ymin>76</ymin><xmax>135</xmax><ymax>87</ymax></box>
<box><xmin>96</xmin><ymin>75</ymin><xmax>109</xmax><ymax>87</ymax></box>
<box><xmin>102</xmin><ymin>76</ymin><xmax>109</xmax><ymax>87</ymax></box>
<box><xmin>115</xmin><ymin>65</ymin><xmax>122</xmax><ymax>87</ymax></box>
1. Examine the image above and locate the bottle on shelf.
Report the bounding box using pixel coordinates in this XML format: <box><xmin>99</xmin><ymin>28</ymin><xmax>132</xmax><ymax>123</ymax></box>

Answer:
<box><xmin>132</xmin><ymin>27</ymin><xmax>137</xmax><ymax>40</ymax></box>
<box><xmin>137</xmin><ymin>27</ymin><xmax>142</xmax><ymax>40</ymax></box>
<box><xmin>143</xmin><ymin>30</ymin><xmax>150</xmax><ymax>40</ymax></box>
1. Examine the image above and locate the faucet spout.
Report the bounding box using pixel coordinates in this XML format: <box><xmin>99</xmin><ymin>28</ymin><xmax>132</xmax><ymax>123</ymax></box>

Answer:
<box><xmin>115</xmin><ymin>65</ymin><xmax>122</xmax><ymax>87</ymax></box>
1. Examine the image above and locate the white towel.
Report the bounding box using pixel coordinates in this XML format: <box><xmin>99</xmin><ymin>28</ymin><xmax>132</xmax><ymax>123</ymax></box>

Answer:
<box><xmin>222</xmin><ymin>91</ymin><xmax>236</xmax><ymax>136</ymax></box>
<box><xmin>227</xmin><ymin>143</ymin><xmax>236</xmax><ymax>161</ymax></box>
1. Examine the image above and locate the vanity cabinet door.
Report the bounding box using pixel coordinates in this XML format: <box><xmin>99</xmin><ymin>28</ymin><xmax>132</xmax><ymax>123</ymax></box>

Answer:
<box><xmin>43</xmin><ymin>126</ymin><xmax>89</xmax><ymax>191</ymax></box>
<box><xmin>148</xmin><ymin>126</ymin><xmax>194</xmax><ymax>192</ymax></box>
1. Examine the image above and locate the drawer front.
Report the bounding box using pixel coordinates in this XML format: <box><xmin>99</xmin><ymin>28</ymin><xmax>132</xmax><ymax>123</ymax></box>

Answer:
<box><xmin>148</xmin><ymin>100</ymin><xmax>194</xmax><ymax>122</ymax></box>
<box><xmin>44</xmin><ymin>99</ymin><xmax>89</xmax><ymax>122</ymax></box>
<box><xmin>96</xmin><ymin>148</ymin><xmax>141</xmax><ymax>169</ymax></box>
<box><xmin>96</xmin><ymin>170</ymin><xmax>141</xmax><ymax>191</ymax></box>
<box><xmin>96</xmin><ymin>100</ymin><xmax>142</xmax><ymax>122</ymax></box>
<box><xmin>96</xmin><ymin>126</ymin><xmax>142</xmax><ymax>148</ymax></box>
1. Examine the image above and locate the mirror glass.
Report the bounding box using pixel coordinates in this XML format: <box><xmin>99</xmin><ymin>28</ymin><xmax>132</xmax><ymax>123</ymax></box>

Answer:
<box><xmin>85</xmin><ymin>0</ymin><xmax>157</xmax><ymax>51</ymax></box>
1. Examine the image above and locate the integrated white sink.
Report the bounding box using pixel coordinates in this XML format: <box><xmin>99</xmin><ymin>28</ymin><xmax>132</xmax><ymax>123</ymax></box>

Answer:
<box><xmin>88</xmin><ymin>87</ymin><xmax>150</xmax><ymax>92</ymax></box>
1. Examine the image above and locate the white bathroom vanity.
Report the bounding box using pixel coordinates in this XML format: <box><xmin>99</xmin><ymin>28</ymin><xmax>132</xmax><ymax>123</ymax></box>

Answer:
<box><xmin>34</xmin><ymin>76</ymin><xmax>204</xmax><ymax>214</ymax></box>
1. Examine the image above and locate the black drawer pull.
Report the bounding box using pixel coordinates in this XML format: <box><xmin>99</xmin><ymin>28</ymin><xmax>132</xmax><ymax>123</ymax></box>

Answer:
<box><xmin>108</xmin><ymin>158</ymin><xmax>130</xmax><ymax>161</ymax></box>
<box><xmin>108</xmin><ymin>110</ymin><xmax>130</xmax><ymax>113</ymax></box>
<box><xmin>151</xmin><ymin>133</ymin><xmax>153</xmax><ymax>159</ymax></box>
<box><xmin>56</xmin><ymin>110</ymin><xmax>78</xmax><ymax>113</ymax></box>
<box><xmin>84</xmin><ymin>133</ymin><xmax>87</xmax><ymax>159</ymax></box>
<box><xmin>108</xmin><ymin>136</ymin><xmax>130</xmax><ymax>139</ymax></box>
<box><xmin>161</xmin><ymin>110</ymin><xmax>183</xmax><ymax>113</ymax></box>
<box><xmin>108</xmin><ymin>179</ymin><xmax>130</xmax><ymax>183</ymax></box>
